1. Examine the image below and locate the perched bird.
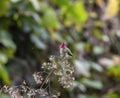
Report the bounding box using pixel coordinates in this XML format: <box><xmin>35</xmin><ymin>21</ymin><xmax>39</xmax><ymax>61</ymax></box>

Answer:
<box><xmin>59</xmin><ymin>42</ymin><xmax>73</xmax><ymax>58</ymax></box>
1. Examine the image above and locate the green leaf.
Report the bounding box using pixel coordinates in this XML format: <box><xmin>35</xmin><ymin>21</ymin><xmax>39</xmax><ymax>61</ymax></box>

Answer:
<box><xmin>90</xmin><ymin>62</ymin><xmax>103</xmax><ymax>72</ymax></box>
<box><xmin>0</xmin><ymin>30</ymin><xmax>16</xmax><ymax>49</ymax></box>
<box><xmin>0</xmin><ymin>65</ymin><xmax>10</xmax><ymax>85</ymax></box>
<box><xmin>104</xmin><ymin>93</ymin><xmax>119</xmax><ymax>98</ymax></box>
<box><xmin>1</xmin><ymin>48</ymin><xmax>15</xmax><ymax>59</ymax></box>
<box><xmin>0</xmin><ymin>0</ymin><xmax>9</xmax><ymax>16</ymax></box>
<box><xmin>93</xmin><ymin>29</ymin><xmax>102</xmax><ymax>40</ymax></box>
<box><xmin>42</xmin><ymin>9</ymin><xmax>59</xmax><ymax>29</ymax></box>
<box><xmin>10</xmin><ymin>0</ymin><xmax>20</xmax><ymax>3</ymax></box>
<box><xmin>33</xmin><ymin>27</ymin><xmax>49</xmax><ymax>40</ymax></box>
<box><xmin>39</xmin><ymin>2</ymin><xmax>49</xmax><ymax>11</ymax></box>
<box><xmin>72</xmin><ymin>1</ymin><xmax>88</xmax><ymax>23</ymax></box>
<box><xmin>61</xmin><ymin>1</ymin><xmax>88</xmax><ymax>26</ymax></box>
<box><xmin>93</xmin><ymin>46</ymin><xmax>105</xmax><ymax>55</ymax></box>
<box><xmin>51</xmin><ymin>0</ymin><xmax>69</xmax><ymax>7</ymax></box>
<box><xmin>108</xmin><ymin>66</ymin><xmax>120</xmax><ymax>78</ymax></box>
<box><xmin>0</xmin><ymin>52</ymin><xmax>8</xmax><ymax>65</ymax></box>
<box><xmin>73</xmin><ymin>81</ymin><xmax>86</xmax><ymax>92</ymax></box>
<box><xmin>30</xmin><ymin>34</ymin><xmax>46</xmax><ymax>50</ymax></box>
<box><xmin>29</xmin><ymin>0</ymin><xmax>40</xmax><ymax>11</ymax></box>
<box><xmin>50</xmin><ymin>33</ymin><xmax>64</xmax><ymax>41</ymax></box>
<box><xmin>78</xmin><ymin>94</ymin><xmax>98</xmax><ymax>98</ymax></box>
<box><xmin>82</xmin><ymin>79</ymin><xmax>103</xmax><ymax>89</ymax></box>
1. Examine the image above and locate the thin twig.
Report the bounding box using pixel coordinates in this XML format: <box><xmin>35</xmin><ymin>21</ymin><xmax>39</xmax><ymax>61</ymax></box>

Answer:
<box><xmin>40</xmin><ymin>69</ymin><xmax>55</xmax><ymax>89</ymax></box>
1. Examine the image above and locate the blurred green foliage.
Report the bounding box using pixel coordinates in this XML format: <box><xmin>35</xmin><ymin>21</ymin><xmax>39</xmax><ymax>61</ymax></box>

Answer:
<box><xmin>108</xmin><ymin>66</ymin><xmax>120</xmax><ymax>79</ymax></box>
<box><xmin>0</xmin><ymin>30</ymin><xmax>16</xmax><ymax>85</ymax></box>
<box><xmin>0</xmin><ymin>0</ymin><xmax>120</xmax><ymax>98</ymax></box>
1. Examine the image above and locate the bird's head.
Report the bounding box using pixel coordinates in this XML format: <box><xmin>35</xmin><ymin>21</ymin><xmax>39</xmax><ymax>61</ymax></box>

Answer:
<box><xmin>60</xmin><ymin>42</ymin><xmax>66</xmax><ymax>49</ymax></box>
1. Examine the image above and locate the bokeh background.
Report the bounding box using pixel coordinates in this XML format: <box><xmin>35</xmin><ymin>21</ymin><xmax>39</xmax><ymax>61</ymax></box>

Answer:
<box><xmin>0</xmin><ymin>0</ymin><xmax>120</xmax><ymax>98</ymax></box>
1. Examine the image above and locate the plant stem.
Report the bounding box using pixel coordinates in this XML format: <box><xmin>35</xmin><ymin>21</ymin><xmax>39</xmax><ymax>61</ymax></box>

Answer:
<box><xmin>40</xmin><ymin>69</ymin><xmax>55</xmax><ymax>89</ymax></box>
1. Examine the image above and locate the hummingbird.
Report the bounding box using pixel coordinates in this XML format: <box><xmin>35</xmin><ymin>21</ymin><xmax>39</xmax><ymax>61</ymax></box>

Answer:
<box><xmin>59</xmin><ymin>42</ymin><xmax>73</xmax><ymax>58</ymax></box>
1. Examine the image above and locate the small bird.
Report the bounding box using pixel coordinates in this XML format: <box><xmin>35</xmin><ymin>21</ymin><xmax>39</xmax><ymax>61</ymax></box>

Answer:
<box><xmin>59</xmin><ymin>42</ymin><xmax>73</xmax><ymax>58</ymax></box>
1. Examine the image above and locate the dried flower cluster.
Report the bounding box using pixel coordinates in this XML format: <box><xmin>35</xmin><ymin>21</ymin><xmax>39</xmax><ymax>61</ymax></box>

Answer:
<box><xmin>1</xmin><ymin>81</ymin><xmax>48</xmax><ymax>98</ymax></box>
<box><xmin>33</xmin><ymin>72</ymin><xmax>43</xmax><ymax>84</ymax></box>
<box><xmin>0</xmin><ymin>47</ymin><xmax>74</xmax><ymax>98</ymax></box>
<box><xmin>2</xmin><ymin>85</ymin><xmax>23</xmax><ymax>98</ymax></box>
<box><xmin>41</xmin><ymin>55</ymin><xmax>74</xmax><ymax>88</ymax></box>
<box><xmin>54</xmin><ymin>58</ymin><xmax>74</xmax><ymax>88</ymax></box>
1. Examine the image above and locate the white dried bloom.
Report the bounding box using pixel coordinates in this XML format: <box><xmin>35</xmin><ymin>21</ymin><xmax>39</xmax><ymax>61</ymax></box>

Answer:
<box><xmin>8</xmin><ymin>88</ymin><xmax>23</xmax><ymax>98</ymax></box>
<box><xmin>58</xmin><ymin>75</ymin><xmax>74</xmax><ymax>88</ymax></box>
<box><xmin>27</xmin><ymin>89</ymin><xmax>36</xmax><ymax>98</ymax></box>
<box><xmin>36</xmin><ymin>89</ymin><xmax>48</xmax><ymax>97</ymax></box>
<box><xmin>33</xmin><ymin>72</ymin><xmax>43</xmax><ymax>84</ymax></box>
<box><xmin>49</xmin><ymin>55</ymin><xmax>55</xmax><ymax>61</ymax></box>
<box><xmin>42</xmin><ymin>62</ymin><xmax>47</xmax><ymax>68</ymax></box>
